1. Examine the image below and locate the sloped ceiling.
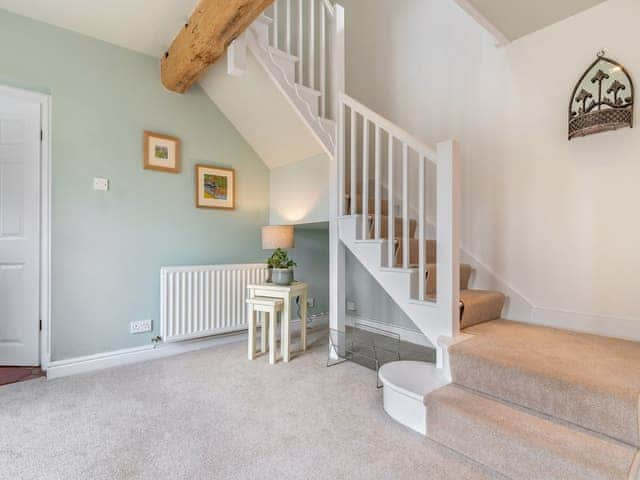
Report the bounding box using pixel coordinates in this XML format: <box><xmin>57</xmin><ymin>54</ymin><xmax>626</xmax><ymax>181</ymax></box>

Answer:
<box><xmin>0</xmin><ymin>0</ymin><xmax>611</xmax><ymax>51</ymax></box>
<box><xmin>455</xmin><ymin>0</ymin><xmax>608</xmax><ymax>42</ymax></box>
<box><xmin>0</xmin><ymin>0</ymin><xmax>325</xmax><ymax>169</ymax></box>
<box><xmin>199</xmin><ymin>51</ymin><xmax>324</xmax><ymax>169</ymax></box>
<box><xmin>0</xmin><ymin>0</ymin><xmax>194</xmax><ymax>56</ymax></box>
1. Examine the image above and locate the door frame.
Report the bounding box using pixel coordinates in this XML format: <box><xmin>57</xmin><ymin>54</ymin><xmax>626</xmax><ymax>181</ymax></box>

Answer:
<box><xmin>0</xmin><ymin>84</ymin><xmax>52</xmax><ymax>369</ymax></box>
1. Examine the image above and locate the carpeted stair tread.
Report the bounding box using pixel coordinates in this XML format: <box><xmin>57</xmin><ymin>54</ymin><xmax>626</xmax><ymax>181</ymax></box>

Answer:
<box><xmin>451</xmin><ymin>319</ymin><xmax>640</xmax><ymax>447</ymax></box>
<box><xmin>459</xmin><ymin>289</ymin><xmax>505</xmax><ymax>328</ymax></box>
<box><xmin>425</xmin><ymin>384</ymin><xmax>639</xmax><ymax>480</ymax></box>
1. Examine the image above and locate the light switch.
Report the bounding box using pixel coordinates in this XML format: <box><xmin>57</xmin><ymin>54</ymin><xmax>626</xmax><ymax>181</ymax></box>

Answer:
<box><xmin>93</xmin><ymin>177</ymin><xmax>109</xmax><ymax>191</ymax></box>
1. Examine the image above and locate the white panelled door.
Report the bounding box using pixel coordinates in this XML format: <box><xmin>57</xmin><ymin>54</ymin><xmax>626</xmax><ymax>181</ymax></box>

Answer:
<box><xmin>0</xmin><ymin>93</ymin><xmax>41</xmax><ymax>366</ymax></box>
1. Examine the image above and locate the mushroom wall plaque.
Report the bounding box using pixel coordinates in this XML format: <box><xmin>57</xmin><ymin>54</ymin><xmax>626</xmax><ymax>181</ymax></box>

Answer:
<box><xmin>569</xmin><ymin>52</ymin><xmax>634</xmax><ymax>140</ymax></box>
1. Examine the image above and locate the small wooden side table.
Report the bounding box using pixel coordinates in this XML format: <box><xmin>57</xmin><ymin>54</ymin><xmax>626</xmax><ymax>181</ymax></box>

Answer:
<box><xmin>247</xmin><ymin>282</ymin><xmax>308</xmax><ymax>362</ymax></box>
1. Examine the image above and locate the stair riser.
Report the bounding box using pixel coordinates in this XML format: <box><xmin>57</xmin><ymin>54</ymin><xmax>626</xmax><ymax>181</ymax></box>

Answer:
<box><xmin>426</xmin><ymin>386</ymin><xmax>637</xmax><ymax>480</ymax></box>
<box><xmin>459</xmin><ymin>291</ymin><xmax>505</xmax><ymax>329</ymax></box>
<box><xmin>295</xmin><ymin>86</ymin><xmax>320</xmax><ymax>116</ymax></box>
<box><xmin>424</xmin><ymin>264</ymin><xmax>472</xmax><ymax>295</ymax></box>
<box><xmin>268</xmin><ymin>49</ymin><xmax>296</xmax><ymax>83</ymax></box>
<box><xmin>450</xmin><ymin>350</ymin><xmax>640</xmax><ymax>448</ymax></box>
<box><xmin>395</xmin><ymin>240</ymin><xmax>437</xmax><ymax>266</ymax></box>
<box><xmin>376</xmin><ymin>219</ymin><xmax>417</xmax><ymax>240</ymax></box>
<box><xmin>346</xmin><ymin>199</ymin><xmax>390</xmax><ymax>216</ymax></box>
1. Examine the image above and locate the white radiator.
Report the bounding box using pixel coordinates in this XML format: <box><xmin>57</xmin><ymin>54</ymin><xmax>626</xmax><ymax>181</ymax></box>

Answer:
<box><xmin>160</xmin><ymin>263</ymin><xmax>268</xmax><ymax>343</ymax></box>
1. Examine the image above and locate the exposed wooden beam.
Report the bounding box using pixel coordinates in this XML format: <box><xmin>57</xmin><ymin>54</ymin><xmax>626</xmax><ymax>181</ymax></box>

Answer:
<box><xmin>161</xmin><ymin>0</ymin><xmax>274</xmax><ymax>93</ymax></box>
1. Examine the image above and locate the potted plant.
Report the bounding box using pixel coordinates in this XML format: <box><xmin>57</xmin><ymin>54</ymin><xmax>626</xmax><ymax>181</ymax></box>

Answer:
<box><xmin>266</xmin><ymin>248</ymin><xmax>297</xmax><ymax>285</ymax></box>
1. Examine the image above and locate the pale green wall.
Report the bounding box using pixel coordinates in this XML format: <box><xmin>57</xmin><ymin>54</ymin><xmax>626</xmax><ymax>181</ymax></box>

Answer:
<box><xmin>290</xmin><ymin>227</ymin><xmax>330</xmax><ymax>316</ymax></box>
<box><xmin>346</xmin><ymin>251</ymin><xmax>419</xmax><ymax>332</ymax></box>
<box><xmin>0</xmin><ymin>9</ymin><xmax>270</xmax><ymax>361</ymax></box>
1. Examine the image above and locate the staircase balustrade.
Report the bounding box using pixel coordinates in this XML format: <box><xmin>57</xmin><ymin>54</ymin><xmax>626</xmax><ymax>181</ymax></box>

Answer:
<box><xmin>267</xmin><ymin>0</ymin><xmax>338</xmax><ymax>120</ymax></box>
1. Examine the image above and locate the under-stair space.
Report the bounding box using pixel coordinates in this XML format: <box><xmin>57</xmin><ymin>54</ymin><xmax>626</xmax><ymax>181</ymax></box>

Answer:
<box><xmin>336</xmin><ymin>94</ymin><xmax>507</xmax><ymax>365</ymax></box>
<box><xmin>425</xmin><ymin>320</ymin><xmax>640</xmax><ymax>480</ymax></box>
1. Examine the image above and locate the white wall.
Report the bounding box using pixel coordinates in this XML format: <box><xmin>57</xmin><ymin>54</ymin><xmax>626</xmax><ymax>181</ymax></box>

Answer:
<box><xmin>270</xmin><ymin>153</ymin><xmax>330</xmax><ymax>225</ymax></box>
<box><xmin>342</xmin><ymin>0</ymin><xmax>640</xmax><ymax>339</ymax></box>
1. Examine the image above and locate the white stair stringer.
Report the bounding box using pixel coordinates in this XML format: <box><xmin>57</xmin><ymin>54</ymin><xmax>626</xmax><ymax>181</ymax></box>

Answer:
<box><xmin>246</xmin><ymin>15</ymin><xmax>336</xmax><ymax>156</ymax></box>
<box><xmin>339</xmin><ymin>215</ymin><xmax>456</xmax><ymax>371</ymax></box>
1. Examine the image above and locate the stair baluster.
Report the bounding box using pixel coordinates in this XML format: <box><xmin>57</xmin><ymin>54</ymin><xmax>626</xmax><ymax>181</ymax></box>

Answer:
<box><xmin>419</xmin><ymin>154</ymin><xmax>426</xmax><ymax>301</ymax></box>
<box><xmin>350</xmin><ymin>109</ymin><xmax>357</xmax><ymax>215</ymax></box>
<box><xmin>285</xmin><ymin>0</ymin><xmax>292</xmax><ymax>54</ymax></box>
<box><xmin>309</xmin><ymin>0</ymin><xmax>315</xmax><ymax>90</ymax></box>
<box><xmin>361</xmin><ymin>119</ymin><xmax>369</xmax><ymax>240</ymax></box>
<box><xmin>374</xmin><ymin>125</ymin><xmax>382</xmax><ymax>239</ymax></box>
<box><xmin>320</xmin><ymin>4</ymin><xmax>327</xmax><ymax>117</ymax></box>
<box><xmin>272</xmin><ymin>2</ymin><xmax>278</xmax><ymax>48</ymax></box>
<box><xmin>267</xmin><ymin>0</ymin><xmax>336</xmax><ymax>124</ymax></box>
<box><xmin>387</xmin><ymin>134</ymin><xmax>395</xmax><ymax>267</ymax></box>
<box><xmin>337</xmin><ymin>93</ymin><xmax>460</xmax><ymax>366</ymax></box>
<box><xmin>297</xmin><ymin>0</ymin><xmax>304</xmax><ymax>83</ymax></box>
<box><xmin>402</xmin><ymin>142</ymin><xmax>409</xmax><ymax>269</ymax></box>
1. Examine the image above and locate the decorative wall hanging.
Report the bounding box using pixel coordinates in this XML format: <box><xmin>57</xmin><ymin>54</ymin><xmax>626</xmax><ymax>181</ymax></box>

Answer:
<box><xmin>143</xmin><ymin>131</ymin><xmax>181</xmax><ymax>173</ymax></box>
<box><xmin>195</xmin><ymin>164</ymin><xmax>235</xmax><ymax>209</ymax></box>
<box><xmin>569</xmin><ymin>51</ymin><xmax>634</xmax><ymax>140</ymax></box>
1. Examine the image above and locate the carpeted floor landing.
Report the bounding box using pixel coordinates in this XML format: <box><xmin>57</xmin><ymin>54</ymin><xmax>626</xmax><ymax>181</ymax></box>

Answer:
<box><xmin>0</xmin><ymin>328</ymin><xmax>502</xmax><ymax>480</ymax></box>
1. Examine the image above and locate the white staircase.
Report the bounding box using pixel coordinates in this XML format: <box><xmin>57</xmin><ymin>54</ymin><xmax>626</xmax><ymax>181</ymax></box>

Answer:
<box><xmin>335</xmin><ymin>92</ymin><xmax>461</xmax><ymax>369</ymax></box>
<box><xmin>212</xmin><ymin>0</ymin><xmax>464</xmax><ymax>371</ymax></box>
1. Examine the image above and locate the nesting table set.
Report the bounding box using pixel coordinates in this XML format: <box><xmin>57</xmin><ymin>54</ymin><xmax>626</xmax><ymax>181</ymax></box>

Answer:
<box><xmin>246</xmin><ymin>282</ymin><xmax>309</xmax><ymax>364</ymax></box>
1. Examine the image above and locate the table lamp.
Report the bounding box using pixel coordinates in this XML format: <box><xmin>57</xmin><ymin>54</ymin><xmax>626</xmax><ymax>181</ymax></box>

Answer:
<box><xmin>262</xmin><ymin>225</ymin><xmax>295</xmax><ymax>250</ymax></box>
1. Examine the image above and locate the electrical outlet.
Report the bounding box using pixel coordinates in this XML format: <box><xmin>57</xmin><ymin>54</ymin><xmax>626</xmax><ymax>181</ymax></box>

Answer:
<box><xmin>307</xmin><ymin>297</ymin><xmax>316</xmax><ymax>308</ymax></box>
<box><xmin>93</xmin><ymin>177</ymin><xmax>109</xmax><ymax>191</ymax></box>
<box><xmin>130</xmin><ymin>319</ymin><xmax>152</xmax><ymax>334</ymax></box>
<box><xmin>347</xmin><ymin>301</ymin><xmax>357</xmax><ymax>312</ymax></box>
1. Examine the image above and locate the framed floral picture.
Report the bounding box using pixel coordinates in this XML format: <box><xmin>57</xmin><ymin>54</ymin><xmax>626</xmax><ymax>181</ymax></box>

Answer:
<box><xmin>143</xmin><ymin>131</ymin><xmax>181</xmax><ymax>173</ymax></box>
<box><xmin>195</xmin><ymin>164</ymin><xmax>235</xmax><ymax>210</ymax></box>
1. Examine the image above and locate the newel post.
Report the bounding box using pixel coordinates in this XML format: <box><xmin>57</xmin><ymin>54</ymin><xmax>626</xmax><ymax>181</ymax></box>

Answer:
<box><xmin>328</xmin><ymin>3</ymin><xmax>346</xmax><ymax>358</ymax></box>
<box><xmin>435</xmin><ymin>140</ymin><xmax>461</xmax><ymax>369</ymax></box>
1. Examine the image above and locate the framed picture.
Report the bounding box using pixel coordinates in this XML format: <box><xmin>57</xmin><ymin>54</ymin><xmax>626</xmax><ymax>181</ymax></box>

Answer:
<box><xmin>143</xmin><ymin>131</ymin><xmax>180</xmax><ymax>173</ymax></box>
<box><xmin>195</xmin><ymin>164</ymin><xmax>235</xmax><ymax>210</ymax></box>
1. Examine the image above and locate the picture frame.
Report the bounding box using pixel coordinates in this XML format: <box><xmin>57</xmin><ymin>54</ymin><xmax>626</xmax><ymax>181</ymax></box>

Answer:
<box><xmin>143</xmin><ymin>131</ymin><xmax>181</xmax><ymax>173</ymax></box>
<box><xmin>195</xmin><ymin>164</ymin><xmax>235</xmax><ymax>210</ymax></box>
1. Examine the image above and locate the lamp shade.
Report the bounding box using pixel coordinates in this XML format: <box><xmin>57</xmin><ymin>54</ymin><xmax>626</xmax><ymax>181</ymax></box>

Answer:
<box><xmin>262</xmin><ymin>225</ymin><xmax>295</xmax><ymax>249</ymax></box>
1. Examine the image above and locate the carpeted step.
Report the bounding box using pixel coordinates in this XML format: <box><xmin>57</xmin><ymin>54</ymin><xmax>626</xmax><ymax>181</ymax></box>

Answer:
<box><xmin>450</xmin><ymin>319</ymin><xmax>640</xmax><ymax>447</ymax></box>
<box><xmin>423</xmin><ymin>264</ymin><xmax>472</xmax><ymax>295</ymax></box>
<box><xmin>345</xmin><ymin>194</ymin><xmax>389</xmax><ymax>216</ymax></box>
<box><xmin>459</xmin><ymin>290</ymin><xmax>505</xmax><ymax>329</ymax></box>
<box><xmin>425</xmin><ymin>384</ymin><xmax>639</xmax><ymax>480</ymax></box>
<box><xmin>370</xmin><ymin>216</ymin><xmax>417</xmax><ymax>239</ymax></box>
<box><xmin>394</xmin><ymin>238</ymin><xmax>437</xmax><ymax>265</ymax></box>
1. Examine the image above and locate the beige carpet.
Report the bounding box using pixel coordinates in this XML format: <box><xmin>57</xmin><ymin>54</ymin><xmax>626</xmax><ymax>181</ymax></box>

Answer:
<box><xmin>0</xmin><ymin>328</ymin><xmax>501</xmax><ymax>480</ymax></box>
<box><xmin>423</xmin><ymin>320</ymin><xmax>640</xmax><ymax>479</ymax></box>
<box><xmin>450</xmin><ymin>320</ymin><xmax>640</xmax><ymax>446</ymax></box>
<box><xmin>459</xmin><ymin>291</ymin><xmax>506</xmax><ymax>329</ymax></box>
<box><xmin>426</xmin><ymin>385</ymin><xmax>638</xmax><ymax>480</ymax></box>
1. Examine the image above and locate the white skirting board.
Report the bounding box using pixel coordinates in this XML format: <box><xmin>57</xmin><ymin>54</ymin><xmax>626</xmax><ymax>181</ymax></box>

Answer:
<box><xmin>462</xmin><ymin>248</ymin><xmax>640</xmax><ymax>342</ymax></box>
<box><xmin>347</xmin><ymin>316</ymin><xmax>432</xmax><ymax>348</ymax></box>
<box><xmin>45</xmin><ymin>315</ymin><xmax>328</xmax><ymax>380</ymax></box>
<box><xmin>45</xmin><ymin>333</ymin><xmax>246</xmax><ymax>380</ymax></box>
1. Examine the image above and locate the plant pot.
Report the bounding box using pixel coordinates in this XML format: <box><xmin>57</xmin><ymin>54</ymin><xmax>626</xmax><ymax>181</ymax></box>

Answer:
<box><xmin>271</xmin><ymin>268</ymin><xmax>294</xmax><ymax>286</ymax></box>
